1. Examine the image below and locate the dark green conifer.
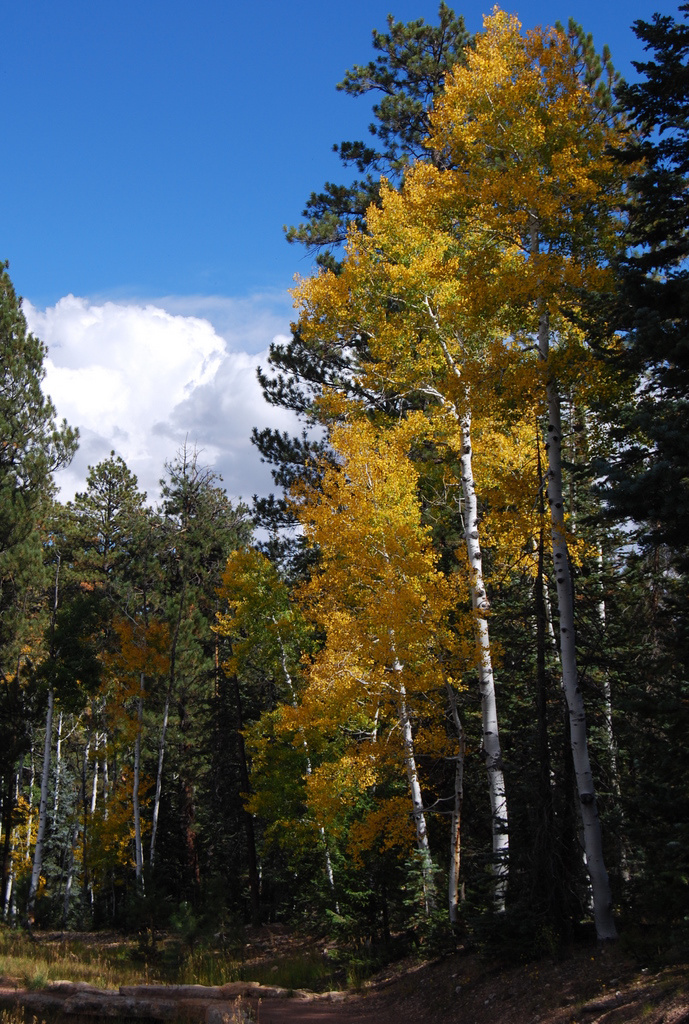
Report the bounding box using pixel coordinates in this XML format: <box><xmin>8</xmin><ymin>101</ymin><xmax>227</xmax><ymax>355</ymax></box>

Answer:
<box><xmin>605</xmin><ymin>5</ymin><xmax>689</xmax><ymax>554</ymax></box>
<box><xmin>254</xmin><ymin>7</ymin><xmax>469</xmax><ymax>553</ymax></box>
<box><xmin>0</xmin><ymin>262</ymin><xmax>77</xmax><ymax>911</ymax></box>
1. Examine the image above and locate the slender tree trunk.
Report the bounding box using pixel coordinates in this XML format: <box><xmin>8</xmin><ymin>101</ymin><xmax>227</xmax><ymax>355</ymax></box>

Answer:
<box><xmin>103</xmin><ymin>749</ymin><xmax>109</xmax><ymax>819</ymax></box>
<box><xmin>400</xmin><ymin>693</ymin><xmax>435</xmax><ymax>911</ymax></box>
<box><xmin>1</xmin><ymin>771</ymin><xmax>15</xmax><ymax>913</ymax></box>
<box><xmin>90</xmin><ymin>732</ymin><xmax>99</xmax><ymax>816</ymax></box>
<box><xmin>535</xmin><ymin>530</ymin><xmax>554</xmax><ymax>811</ymax></box>
<box><xmin>537</xmin><ymin>308</ymin><xmax>616</xmax><ymax>941</ymax></box>
<box><xmin>149</xmin><ymin>688</ymin><xmax>169</xmax><ymax>869</ymax></box>
<box><xmin>393</xmin><ymin>650</ymin><xmax>436</xmax><ymax>915</ymax></box>
<box><xmin>133</xmin><ymin>673</ymin><xmax>144</xmax><ymax>890</ymax></box>
<box><xmin>596</xmin><ymin>548</ymin><xmax>629</xmax><ymax>887</ymax></box>
<box><xmin>25</xmin><ymin>742</ymin><xmax>35</xmax><ymax>862</ymax></box>
<box><xmin>27</xmin><ymin>688</ymin><xmax>54</xmax><ymax>918</ymax></box>
<box><xmin>80</xmin><ymin>735</ymin><xmax>92</xmax><ymax>912</ymax></box>
<box><xmin>150</xmin><ymin>591</ymin><xmax>184</xmax><ymax>869</ymax></box>
<box><xmin>62</xmin><ymin>818</ymin><xmax>80</xmax><ymax>927</ymax></box>
<box><xmin>28</xmin><ymin>552</ymin><xmax>61</xmax><ymax>920</ymax></box>
<box><xmin>63</xmin><ymin>732</ymin><xmax>91</xmax><ymax>928</ymax></box>
<box><xmin>432</xmin><ymin>328</ymin><xmax>509</xmax><ymax>909</ymax></box>
<box><xmin>53</xmin><ymin>713</ymin><xmax>63</xmax><ymax>819</ymax></box>
<box><xmin>446</xmin><ymin>682</ymin><xmax>466</xmax><ymax>927</ymax></box>
<box><xmin>533</xmin><ymin>427</ymin><xmax>559</xmax><ymax>915</ymax></box>
<box><xmin>458</xmin><ymin>409</ymin><xmax>509</xmax><ymax>910</ymax></box>
<box><xmin>2</xmin><ymin>772</ymin><xmax>19</xmax><ymax>921</ymax></box>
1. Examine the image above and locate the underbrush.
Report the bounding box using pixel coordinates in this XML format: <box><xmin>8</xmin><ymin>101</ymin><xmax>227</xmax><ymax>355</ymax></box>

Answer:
<box><xmin>0</xmin><ymin>929</ymin><xmax>145</xmax><ymax>989</ymax></box>
<box><xmin>0</xmin><ymin>921</ymin><xmax>446</xmax><ymax>995</ymax></box>
<box><xmin>0</xmin><ymin>927</ymin><xmax>346</xmax><ymax>993</ymax></box>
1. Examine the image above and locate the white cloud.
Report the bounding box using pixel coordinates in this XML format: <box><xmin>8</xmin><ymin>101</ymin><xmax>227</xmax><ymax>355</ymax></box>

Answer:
<box><xmin>24</xmin><ymin>294</ymin><xmax>301</xmax><ymax>505</ymax></box>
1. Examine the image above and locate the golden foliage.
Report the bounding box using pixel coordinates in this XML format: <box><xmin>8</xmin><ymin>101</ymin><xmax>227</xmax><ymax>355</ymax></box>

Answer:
<box><xmin>269</xmin><ymin>6</ymin><xmax>634</xmax><ymax>869</ymax></box>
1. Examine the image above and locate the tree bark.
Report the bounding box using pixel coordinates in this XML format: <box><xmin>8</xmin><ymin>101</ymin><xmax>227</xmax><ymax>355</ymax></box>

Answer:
<box><xmin>28</xmin><ymin>551</ymin><xmax>61</xmax><ymax>919</ymax></box>
<box><xmin>149</xmin><ymin>687</ymin><xmax>169</xmax><ymax>869</ymax></box>
<box><xmin>399</xmin><ymin>685</ymin><xmax>435</xmax><ymax>914</ymax></box>
<box><xmin>27</xmin><ymin>687</ymin><xmax>54</xmax><ymax>918</ymax></box>
<box><xmin>62</xmin><ymin>818</ymin><xmax>80</xmax><ymax>927</ymax></box>
<box><xmin>133</xmin><ymin>673</ymin><xmax>144</xmax><ymax>890</ymax></box>
<box><xmin>533</xmin><ymin>427</ymin><xmax>559</xmax><ymax>912</ymax></box>
<box><xmin>25</xmin><ymin>742</ymin><xmax>35</xmax><ymax>863</ymax></box>
<box><xmin>1</xmin><ymin>771</ymin><xmax>15</xmax><ymax>914</ymax></box>
<box><xmin>458</xmin><ymin>410</ymin><xmax>509</xmax><ymax>911</ymax></box>
<box><xmin>90</xmin><ymin>731</ymin><xmax>99</xmax><ymax>816</ymax></box>
<box><xmin>432</xmin><ymin>327</ymin><xmax>510</xmax><ymax>910</ymax></box>
<box><xmin>2</xmin><ymin>772</ymin><xmax>19</xmax><ymax>921</ymax></box>
<box><xmin>596</xmin><ymin>547</ymin><xmax>629</xmax><ymax>887</ymax></box>
<box><xmin>537</xmin><ymin>308</ymin><xmax>616</xmax><ymax>941</ymax></box>
<box><xmin>150</xmin><ymin>589</ymin><xmax>184</xmax><ymax>869</ymax></box>
<box><xmin>53</xmin><ymin>713</ymin><xmax>63</xmax><ymax>819</ymax></box>
<box><xmin>446</xmin><ymin>682</ymin><xmax>466</xmax><ymax>927</ymax></box>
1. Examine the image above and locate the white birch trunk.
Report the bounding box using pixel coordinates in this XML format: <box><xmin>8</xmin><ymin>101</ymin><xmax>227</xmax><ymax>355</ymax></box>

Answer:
<box><xmin>595</xmin><ymin>550</ymin><xmax>620</xmax><ymax>795</ymax></box>
<box><xmin>28</xmin><ymin>552</ymin><xmax>62</xmax><ymax>919</ymax></box>
<box><xmin>25</xmin><ymin>742</ymin><xmax>35</xmax><ymax>863</ymax></box>
<box><xmin>103</xmin><ymin>751</ymin><xmax>109</xmax><ymax>819</ymax></box>
<box><xmin>397</xmin><ymin>678</ymin><xmax>435</xmax><ymax>912</ymax></box>
<box><xmin>86</xmin><ymin>733</ymin><xmax>98</xmax><ymax>912</ymax></box>
<box><xmin>53</xmin><ymin>713</ymin><xmax>63</xmax><ymax>819</ymax></box>
<box><xmin>446</xmin><ymin>683</ymin><xmax>466</xmax><ymax>926</ymax></box>
<box><xmin>3</xmin><ymin>774</ymin><xmax>19</xmax><ymax>921</ymax></box>
<box><xmin>537</xmin><ymin>308</ymin><xmax>616</xmax><ymax>941</ymax></box>
<box><xmin>458</xmin><ymin>410</ymin><xmax>509</xmax><ymax>911</ymax></box>
<box><xmin>149</xmin><ymin>688</ymin><xmax>169</xmax><ymax>868</ymax></box>
<box><xmin>90</xmin><ymin>735</ymin><xmax>99</xmax><ymax>816</ymax></box>
<box><xmin>596</xmin><ymin>548</ymin><xmax>629</xmax><ymax>884</ymax></box>
<box><xmin>62</xmin><ymin>818</ymin><xmax>80</xmax><ymax>926</ymax></box>
<box><xmin>3</xmin><ymin>866</ymin><xmax>12</xmax><ymax>920</ymax></box>
<box><xmin>431</xmin><ymin>325</ymin><xmax>509</xmax><ymax>910</ymax></box>
<box><xmin>27</xmin><ymin>687</ymin><xmax>54</xmax><ymax>917</ymax></box>
<box><xmin>150</xmin><ymin>593</ymin><xmax>184</xmax><ymax>869</ymax></box>
<box><xmin>133</xmin><ymin>673</ymin><xmax>144</xmax><ymax>890</ymax></box>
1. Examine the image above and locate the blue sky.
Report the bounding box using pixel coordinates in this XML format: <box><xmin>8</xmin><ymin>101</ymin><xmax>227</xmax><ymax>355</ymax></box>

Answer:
<box><xmin>2</xmin><ymin>0</ymin><xmax>664</xmax><ymax>501</ymax></box>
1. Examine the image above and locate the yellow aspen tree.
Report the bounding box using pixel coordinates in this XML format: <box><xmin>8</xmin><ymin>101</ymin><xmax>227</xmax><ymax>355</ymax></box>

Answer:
<box><xmin>292</xmin><ymin>181</ymin><xmax>536</xmax><ymax>914</ymax></box>
<box><xmin>290</xmin><ymin>411</ymin><xmax>469</xmax><ymax>919</ymax></box>
<box><xmin>291</xmin><ymin>9</ymin><xmax>628</xmax><ymax>936</ymax></box>
<box><xmin>420</xmin><ymin>8</ymin><xmax>629</xmax><ymax>940</ymax></box>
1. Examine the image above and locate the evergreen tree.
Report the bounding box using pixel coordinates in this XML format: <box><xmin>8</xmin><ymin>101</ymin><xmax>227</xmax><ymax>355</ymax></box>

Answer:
<box><xmin>0</xmin><ymin>263</ymin><xmax>77</xmax><ymax>676</ymax></box>
<box><xmin>595</xmin><ymin>4</ymin><xmax>689</xmax><ymax>938</ymax></box>
<box><xmin>0</xmin><ymin>263</ymin><xmax>77</xmax><ymax>912</ymax></box>
<box><xmin>253</xmin><ymin>6</ymin><xmax>470</xmax><ymax>549</ymax></box>
<box><xmin>604</xmin><ymin>4</ymin><xmax>689</xmax><ymax>555</ymax></box>
<box><xmin>152</xmin><ymin>446</ymin><xmax>251</xmax><ymax>907</ymax></box>
<box><xmin>284</xmin><ymin>3</ymin><xmax>469</xmax><ymax>270</ymax></box>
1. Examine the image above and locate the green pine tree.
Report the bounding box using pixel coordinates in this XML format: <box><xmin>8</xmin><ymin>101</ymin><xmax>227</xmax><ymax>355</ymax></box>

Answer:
<box><xmin>0</xmin><ymin>263</ymin><xmax>77</xmax><ymax>911</ymax></box>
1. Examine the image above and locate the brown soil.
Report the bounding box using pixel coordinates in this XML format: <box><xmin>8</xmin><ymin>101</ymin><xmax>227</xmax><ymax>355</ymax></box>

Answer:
<box><xmin>1</xmin><ymin>935</ymin><xmax>687</xmax><ymax>1024</ymax></box>
<box><xmin>252</xmin><ymin>942</ymin><xmax>689</xmax><ymax>1024</ymax></box>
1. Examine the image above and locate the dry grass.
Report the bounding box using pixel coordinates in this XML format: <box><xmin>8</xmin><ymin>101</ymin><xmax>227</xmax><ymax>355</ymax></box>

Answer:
<box><xmin>0</xmin><ymin>929</ymin><xmax>148</xmax><ymax>989</ymax></box>
<box><xmin>0</xmin><ymin>927</ymin><xmax>341</xmax><ymax>994</ymax></box>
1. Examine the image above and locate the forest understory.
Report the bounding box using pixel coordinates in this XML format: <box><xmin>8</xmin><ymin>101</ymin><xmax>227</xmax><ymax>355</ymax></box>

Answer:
<box><xmin>0</xmin><ymin>928</ymin><xmax>688</xmax><ymax>1024</ymax></box>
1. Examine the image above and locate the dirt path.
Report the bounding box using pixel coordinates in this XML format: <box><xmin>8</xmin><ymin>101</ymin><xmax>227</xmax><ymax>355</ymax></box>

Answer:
<box><xmin>1</xmin><ymin>943</ymin><xmax>688</xmax><ymax>1024</ymax></box>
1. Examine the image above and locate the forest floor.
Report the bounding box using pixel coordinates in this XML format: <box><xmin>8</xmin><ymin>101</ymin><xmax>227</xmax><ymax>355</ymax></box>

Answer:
<box><xmin>0</xmin><ymin>928</ymin><xmax>687</xmax><ymax>1024</ymax></box>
